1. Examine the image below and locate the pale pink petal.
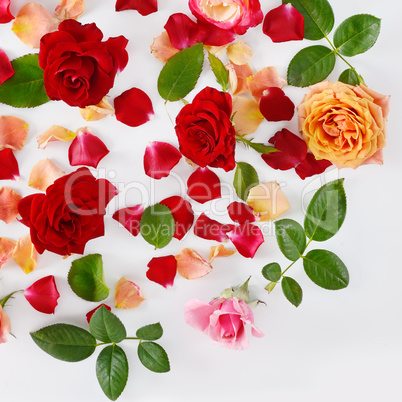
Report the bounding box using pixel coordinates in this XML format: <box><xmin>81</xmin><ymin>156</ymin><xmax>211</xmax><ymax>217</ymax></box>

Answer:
<box><xmin>184</xmin><ymin>299</ymin><xmax>216</xmax><ymax>332</ymax></box>
<box><xmin>0</xmin><ymin>238</ymin><xmax>16</xmax><ymax>268</ymax></box>
<box><xmin>28</xmin><ymin>159</ymin><xmax>65</xmax><ymax>191</ymax></box>
<box><xmin>232</xmin><ymin>96</ymin><xmax>264</xmax><ymax>136</ymax></box>
<box><xmin>0</xmin><ymin>187</ymin><xmax>21</xmax><ymax>224</ymax></box>
<box><xmin>209</xmin><ymin>244</ymin><xmax>236</xmax><ymax>264</ymax></box>
<box><xmin>151</xmin><ymin>31</ymin><xmax>180</xmax><ymax>63</ymax></box>
<box><xmin>227</xmin><ymin>224</ymin><xmax>264</xmax><ymax>259</ymax></box>
<box><xmin>79</xmin><ymin>97</ymin><xmax>115</xmax><ymax>122</ymax></box>
<box><xmin>227</xmin><ymin>41</ymin><xmax>253</xmax><ymax>65</ymax></box>
<box><xmin>144</xmin><ymin>142</ymin><xmax>181</xmax><ymax>179</ymax></box>
<box><xmin>176</xmin><ymin>248</ymin><xmax>212</xmax><ymax>280</ymax></box>
<box><xmin>247</xmin><ymin>67</ymin><xmax>287</xmax><ymax>102</ymax></box>
<box><xmin>0</xmin><ymin>50</ymin><xmax>14</xmax><ymax>85</ymax></box>
<box><xmin>12</xmin><ymin>234</ymin><xmax>37</xmax><ymax>274</ymax></box>
<box><xmin>232</xmin><ymin>298</ymin><xmax>264</xmax><ymax>338</ymax></box>
<box><xmin>54</xmin><ymin>0</ymin><xmax>84</xmax><ymax>21</ymax></box>
<box><xmin>37</xmin><ymin>125</ymin><xmax>76</xmax><ymax>149</ymax></box>
<box><xmin>115</xmin><ymin>277</ymin><xmax>145</xmax><ymax>309</ymax></box>
<box><xmin>361</xmin><ymin>149</ymin><xmax>384</xmax><ymax>166</ymax></box>
<box><xmin>226</xmin><ymin>62</ymin><xmax>253</xmax><ymax>95</ymax></box>
<box><xmin>0</xmin><ymin>116</ymin><xmax>29</xmax><ymax>151</ymax></box>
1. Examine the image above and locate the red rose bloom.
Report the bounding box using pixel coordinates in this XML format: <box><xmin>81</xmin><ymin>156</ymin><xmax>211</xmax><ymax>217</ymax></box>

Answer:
<box><xmin>18</xmin><ymin>168</ymin><xmax>118</xmax><ymax>256</ymax></box>
<box><xmin>175</xmin><ymin>87</ymin><xmax>236</xmax><ymax>172</ymax></box>
<box><xmin>39</xmin><ymin>19</ymin><xmax>128</xmax><ymax>108</ymax></box>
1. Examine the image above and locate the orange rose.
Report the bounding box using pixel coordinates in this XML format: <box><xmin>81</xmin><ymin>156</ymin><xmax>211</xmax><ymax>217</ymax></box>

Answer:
<box><xmin>298</xmin><ymin>81</ymin><xmax>390</xmax><ymax>168</ymax></box>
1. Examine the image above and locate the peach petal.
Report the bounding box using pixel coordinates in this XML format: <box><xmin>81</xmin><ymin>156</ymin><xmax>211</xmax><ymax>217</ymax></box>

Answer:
<box><xmin>28</xmin><ymin>159</ymin><xmax>65</xmax><ymax>191</ymax></box>
<box><xmin>232</xmin><ymin>96</ymin><xmax>264</xmax><ymax>136</ymax></box>
<box><xmin>227</xmin><ymin>41</ymin><xmax>253</xmax><ymax>65</ymax></box>
<box><xmin>0</xmin><ymin>116</ymin><xmax>29</xmax><ymax>151</ymax></box>
<box><xmin>37</xmin><ymin>125</ymin><xmax>76</xmax><ymax>149</ymax></box>
<box><xmin>54</xmin><ymin>0</ymin><xmax>84</xmax><ymax>21</ymax></box>
<box><xmin>176</xmin><ymin>248</ymin><xmax>212</xmax><ymax>280</ymax></box>
<box><xmin>115</xmin><ymin>277</ymin><xmax>145</xmax><ymax>309</ymax></box>
<box><xmin>0</xmin><ymin>238</ymin><xmax>16</xmax><ymax>268</ymax></box>
<box><xmin>12</xmin><ymin>234</ymin><xmax>37</xmax><ymax>274</ymax></box>
<box><xmin>209</xmin><ymin>244</ymin><xmax>236</xmax><ymax>264</ymax></box>
<box><xmin>247</xmin><ymin>67</ymin><xmax>287</xmax><ymax>102</ymax></box>
<box><xmin>0</xmin><ymin>187</ymin><xmax>22</xmax><ymax>224</ymax></box>
<box><xmin>226</xmin><ymin>62</ymin><xmax>253</xmax><ymax>95</ymax></box>
<box><xmin>151</xmin><ymin>31</ymin><xmax>179</xmax><ymax>63</ymax></box>
<box><xmin>12</xmin><ymin>3</ymin><xmax>59</xmax><ymax>49</ymax></box>
<box><xmin>204</xmin><ymin>44</ymin><xmax>229</xmax><ymax>56</ymax></box>
<box><xmin>79</xmin><ymin>97</ymin><xmax>115</xmax><ymax>121</ymax></box>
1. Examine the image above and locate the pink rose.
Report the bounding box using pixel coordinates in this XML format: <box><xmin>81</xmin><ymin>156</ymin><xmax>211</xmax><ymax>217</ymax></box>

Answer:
<box><xmin>185</xmin><ymin>297</ymin><xmax>263</xmax><ymax>350</ymax></box>
<box><xmin>0</xmin><ymin>305</ymin><xmax>11</xmax><ymax>344</ymax></box>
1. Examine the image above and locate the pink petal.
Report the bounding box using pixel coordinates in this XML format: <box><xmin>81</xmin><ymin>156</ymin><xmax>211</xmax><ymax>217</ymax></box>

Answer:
<box><xmin>115</xmin><ymin>88</ymin><xmax>154</xmax><ymax>127</ymax></box>
<box><xmin>144</xmin><ymin>142</ymin><xmax>181</xmax><ymax>179</ymax></box>
<box><xmin>86</xmin><ymin>304</ymin><xmax>111</xmax><ymax>323</ymax></box>
<box><xmin>37</xmin><ymin>125</ymin><xmax>76</xmax><ymax>149</ymax></box>
<box><xmin>0</xmin><ymin>149</ymin><xmax>19</xmax><ymax>180</ymax></box>
<box><xmin>115</xmin><ymin>277</ymin><xmax>146</xmax><ymax>309</ymax></box>
<box><xmin>259</xmin><ymin>87</ymin><xmax>295</xmax><ymax>122</ymax></box>
<box><xmin>164</xmin><ymin>13</ymin><xmax>199</xmax><ymax>50</ymax></box>
<box><xmin>115</xmin><ymin>0</ymin><xmax>157</xmax><ymax>16</ymax></box>
<box><xmin>24</xmin><ymin>275</ymin><xmax>60</xmax><ymax>314</ymax></box>
<box><xmin>146</xmin><ymin>255</ymin><xmax>177</xmax><ymax>288</ymax></box>
<box><xmin>295</xmin><ymin>153</ymin><xmax>332</xmax><ymax>180</ymax></box>
<box><xmin>263</xmin><ymin>4</ymin><xmax>304</xmax><ymax>43</ymax></box>
<box><xmin>0</xmin><ymin>0</ymin><xmax>13</xmax><ymax>23</ymax></box>
<box><xmin>247</xmin><ymin>67</ymin><xmax>287</xmax><ymax>102</ymax></box>
<box><xmin>176</xmin><ymin>248</ymin><xmax>212</xmax><ymax>280</ymax></box>
<box><xmin>0</xmin><ymin>187</ymin><xmax>21</xmax><ymax>224</ymax></box>
<box><xmin>12</xmin><ymin>234</ymin><xmax>37</xmax><ymax>274</ymax></box>
<box><xmin>227</xmin><ymin>202</ymin><xmax>256</xmax><ymax>224</ymax></box>
<box><xmin>209</xmin><ymin>244</ymin><xmax>236</xmax><ymax>263</ymax></box>
<box><xmin>227</xmin><ymin>224</ymin><xmax>264</xmax><ymax>258</ymax></box>
<box><xmin>160</xmin><ymin>196</ymin><xmax>194</xmax><ymax>240</ymax></box>
<box><xmin>68</xmin><ymin>130</ymin><xmax>109</xmax><ymax>168</ymax></box>
<box><xmin>0</xmin><ymin>50</ymin><xmax>14</xmax><ymax>84</ymax></box>
<box><xmin>28</xmin><ymin>159</ymin><xmax>65</xmax><ymax>191</ymax></box>
<box><xmin>197</xmin><ymin>20</ymin><xmax>236</xmax><ymax>46</ymax></box>
<box><xmin>187</xmin><ymin>167</ymin><xmax>221</xmax><ymax>204</ymax></box>
<box><xmin>151</xmin><ymin>31</ymin><xmax>180</xmax><ymax>63</ymax></box>
<box><xmin>184</xmin><ymin>298</ymin><xmax>216</xmax><ymax>332</ymax></box>
<box><xmin>0</xmin><ymin>116</ymin><xmax>28</xmax><ymax>151</ymax></box>
<box><xmin>54</xmin><ymin>0</ymin><xmax>84</xmax><ymax>21</ymax></box>
<box><xmin>112</xmin><ymin>205</ymin><xmax>144</xmax><ymax>237</ymax></box>
<box><xmin>0</xmin><ymin>238</ymin><xmax>16</xmax><ymax>268</ymax></box>
<box><xmin>194</xmin><ymin>213</ymin><xmax>235</xmax><ymax>242</ymax></box>
<box><xmin>79</xmin><ymin>97</ymin><xmax>115</xmax><ymax>122</ymax></box>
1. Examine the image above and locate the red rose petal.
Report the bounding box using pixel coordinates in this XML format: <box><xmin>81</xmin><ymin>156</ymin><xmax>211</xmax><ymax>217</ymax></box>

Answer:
<box><xmin>0</xmin><ymin>50</ymin><xmax>14</xmax><ymax>84</ymax></box>
<box><xmin>115</xmin><ymin>0</ymin><xmax>157</xmax><ymax>15</ymax></box>
<box><xmin>115</xmin><ymin>88</ymin><xmax>154</xmax><ymax>127</ymax></box>
<box><xmin>146</xmin><ymin>255</ymin><xmax>177</xmax><ymax>288</ymax></box>
<box><xmin>112</xmin><ymin>204</ymin><xmax>144</xmax><ymax>237</ymax></box>
<box><xmin>144</xmin><ymin>142</ymin><xmax>181</xmax><ymax>180</ymax></box>
<box><xmin>104</xmin><ymin>36</ymin><xmax>129</xmax><ymax>73</ymax></box>
<box><xmin>24</xmin><ymin>275</ymin><xmax>60</xmax><ymax>314</ymax></box>
<box><xmin>0</xmin><ymin>0</ymin><xmax>14</xmax><ymax>23</ymax></box>
<box><xmin>197</xmin><ymin>20</ymin><xmax>236</xmax><ymax>46</ymax></box>
<box><xmin>0</xmin><ymin>149</ymin><xmax>19</xmax><ymax>180</ymax></box>
<box><xmin>194</xmin><ymin>213</ymin><xmax>235</xmax><ymax>242</ymax></box>
<box><xmin>86</xmin><ymin>304</ymin><xmax>111</xmax><ymax>323</ymax></box>
<box><xmin>263</xmin><ymin>4</ymin><xmax>304</xmax><ymax>43</ymax></box>
<box><xmin>68</xmin><ymin>130</ymin><xmax>109</xmax><ymax>168</ymax></box>
<box><xmin>164</xmin><ymin>13</ymin><xmax>199</xmax><ymax>50</ymax></box>
<box><xmin>227</xmin><ymin>223</ymin><xmax>264</xmax><ymax>259</ymax></box>
<box><xmin>259</xmin><ymin>87</ymin><xmax>295</xmax><ymax>122</ymax></box>
<box><xmin>187</xmin><ymin>167</ymin><xmax>221</xmax><ymax>204</ymax></box>
<box><xmin>227</xmin><ymin>202</ymin><xmax>256</xmax><ymax>224</ymax></box>
<box><xmin>160</xmin><ymin>196</ymin><xmax>194</xmax><ymax>240</ymax></box>
<box><xmin>295</xmin><ymin>153</ymin><xmax>332</xmax><ymax>180</ymax></box>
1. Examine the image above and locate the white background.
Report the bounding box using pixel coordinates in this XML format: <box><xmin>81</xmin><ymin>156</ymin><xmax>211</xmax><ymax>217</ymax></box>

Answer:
<box><xmin>0</xmin><ymin>0</ymin><xmax>401</xmax><ymax>401</ymax></box>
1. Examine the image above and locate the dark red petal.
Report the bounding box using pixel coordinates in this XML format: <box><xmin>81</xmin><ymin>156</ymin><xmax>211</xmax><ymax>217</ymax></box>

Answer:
<box><xmin>194</xmin><ymin>213</ymin><xmax>235</xmax><ymax>242</ymax></box>
<box><xmin>197</xmin><ymin>20</ymin><xmax>236</xmax><ymax>46</ymax></box>
<box><xmin>227</xmin><ymin>223</ymin><xmax>264</xmax><ymax>258</ymax></box>
<box><xmin>115</xmin><ymin>87</ymin><xmax>154</xmax><ymax>127</ymax></box>
<box><xmin>295</xmin><ymin>153</ymin><xmax>332</xmax><ymax>180</ymax></box>
<box><xmin>193</xmin><ymin>86</ymin><xmax>232</xmax><ymax>118</ymax></box>
<box><xmin>115</xmin><ymin>0</ymin><xmax>157</xmax><ymax>15</ymax></box>
<box><xmin>104</xmin><ymin>36</ymin><xmax>129</xmax><ymax>73</ymax></box>
<box><xmin>86</xmin><ymin>304</ymin><xmax>111</xmax><ymax>323</ymax></box>
<box><xmin>0</xmin><ymin>149</ymin><xmax>19</xmax><ymax>180</ymax></box>
<box><xmin>263</xmin><ymin>4</ymin><xmax>304</xmax><ymax>43</ymax></box>
<box><xmin>24</xmin><ymin>276</ymin><xmax>60</xmax><ymax>314</ymax></box>
<box><xmin>144</xmin><ymin>142</ymin><xmax>181</xmax><ymax>180</ymax></box>
<box><xmin>68</xmin><ymin>131</ymin><xmax>109</xmax><ymax>168</ymax></box>
<box><xmin>187</xmin><ymin>167</ymin><xmax>221</xmax><ymax>204</ymax></box>
<box><xmin>112</xmin><ymin>204</ymin><xmax>144</xmax><ymax>236</ymax></box>
<box><xmin>0</xmin><ymin>0</ymin><xmax>13</xmax><ymax>23</ymax></box>
<box><xmin>259</xmin><ymin>87</ymin><xmax>295</xmax><ymax>122</ymax></box>
<box><xmin>164</xmin><ymin>13</ymin><xmax>199</xmax><ymax>50</ymax></box>
<box><xmin>146</xmin><ymin>255</ymin><xmax>177</xmax><ymax>288</ymax></box>
<box><xmin>0</xmin><ymin>49</ymin><xmax>14</xmax><ymax>84</ymax></box>
<box><xmin>227</xmin><ymin>202</ymin><xmax>256</xmax><ymax>224</ymax></box>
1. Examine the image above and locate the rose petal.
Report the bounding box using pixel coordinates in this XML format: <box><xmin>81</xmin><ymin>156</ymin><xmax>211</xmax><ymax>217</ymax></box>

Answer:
<box><xmin>54</xmin><ymin>0</ymin><xmax>84</xmax><ymax>21</ymax></box>
<box><xmin>0</xmin><ymin>149</ymin><xmax>19</xmax><ymax>180</ymax></box>
<box><xmin>86</xmin><ymin>304</ymin><xmax>111</xmax><ymax>323</ymax></box>
<box><xmin>197</xmin><ymin>20</ymin><xmax>236</xmax><ymax>46</ymax></box>
<box><xmin>115</xmin><ymin>0</ymin><xmax>157</xmax><ymax>15</ymax></box>
<box><xmin>295</xmin><ymin>153</ymin><xmax>332</xmax><ymax>180</ymax></box>
<box><xmin>184</xmin><ymin>298</ymin><xmax>216</xmax><ymax>332</ymax></box>
<box><xmin>115</xmin><ymin>88</ymin><xmax>154</xmax><ymax>127</ymax></box>
<box><xmin>28</xmin><ymin>159</ymin><xmax>65</xmax><ymax>191</ymax></box>
<box><xmin>260</xmin><ymin>87</ymin><xmax>295</xmax><ymax>122</ymax></box>
<box><xmin>187</xmin><ymin>167</ymin><xmax>221</xmax><ymax>204</ymax></box>
<box><xmin>151</xmin><ymin>31</ymin><xmax>180</xmax><ymax>63</ymax></box>
<box><xmin>37</xmin><ymin>125</ymin><xmax>76</xmax><ymax>149</ymax></box>
<box><xmin>227</xmin><ymin>223</ymin><xmax>264</xmax><ymax>258</ymax></box>
<box><xmin>246</xmin><ymin>181</ymin><xmax>290</xmax><ymax>221</ymax></box>
<box><xmin>226</xmin><ymin>62</ymin><xmax>253</xmax><ymax>95</ymax></box>
<box><xmin>146</xmin><ymin>255</ymin><xmax>177</xmax><ymax>288</ymax></box>
<box><xmin>0</xmin><ymin>0</ymin><xmax>13</xmax><ymax>23</ymax></box>
<box><xmin>68</xmin><ymin>130</ymin><xmax>109</xmax><ymax>168</ymax></box>
<box><xmin>204</xmin><ymin>44</ymin><xmax>228</xmax><ymax>57</ymax></box>
<box><xmin>79</xmin><ymin>97</ymin><xmax>115</xmax><ymax>122</ymax></box>
<box><xmin>209</xmin><ymin>244</ymin><xmax>236</xmax><ymax>264</ymax></box>
<box><xmin>0</xmin><ymin>187</ymin><xmax>21</xmax><ymax>223</ymax></box>
<box><xmin>227</xmin><ymin>202</ymin><xmax>256</xmax><ymax>224</ymax></box>
<box><xmin>24</xmin><ymin>275</ymin><xmax>60</xmax><ymax>314</ymax></box>
<box><xmin>247</xmin><ymin>67</ymin><xmax>287</xmax><ymax>102</ymax></box>
<box><xmin>144</xmin><ymin>142</ymin><xmax>181</xmax><ymax>179</ymax></box>
<box><xmin>115</xmin><ymin>277</ymin><xmax>146</xmax><ymax>309</ymax></box>
<box><xmin>0</xmin><ymin>50</ymin><xmax>14</xmax><ymax>84</ymax></box>
<box><xmin>0</xmin><ymin>116</ymin><xmax>28</xmax><ymax>151</ymax></box>
<box><xmin>12</xmin><ymin>234</ymin><xmax>37</xmax><ymax>274</ymax></box>
<box><xmin>12</xmin><ymin>3</ymin><xmax>59</xmax><ymax>48</ymax></box>
<box><xmin>232</xmin><ymin>96</ymin><xmax>264</xmax><ymax>136</ymax></box>
<box><xmin>160</xmin><ymin>196</ymin><xmax>194</xmax><ymax>240</ymax></box>
<box><xmin>194</xmin><ymin>213</ymin><xmax>235</xmax><ymax>242</ymax></box>
<box><xmin>263</xmin><ymin>4</ymin><xmax>304</xmax><ymax>43</ymax></box>
<box><xmin>0</xmin><ymin>238</ymin><xmax>16</xmax><ymax>268</ymax></box>
<box><xmin>227</xmin><ymin>41</ymin><xmax>253</xmax><ymax>65</ymax></box>
<box><xmin>112</xmin><ymin>204</ymin><xmax>144</xmax><ymax>237</ymax></box>
<box><xmin>176</xmin><ymin>248</ymin><xmax>212</xmax><ymax>280</ymax></box>
<box><xmin>164</xmin><ymin>13</ymin><xmax>199</xmax><ymax>50</ymax></box>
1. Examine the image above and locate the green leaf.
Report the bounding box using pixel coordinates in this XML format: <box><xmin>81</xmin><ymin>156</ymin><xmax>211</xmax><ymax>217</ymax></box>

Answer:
<box><xmin>89</xmin><ymin>306</ymin><xmax>127</xmax><ymax>343</ymax></box>
<box><xmin>0</xmin><ymin>54</ymin><xmax>50</xmax><ymax>108</ymax></box>
<box><xmin>275</xmin><ymin>219</ymin><xmax>306</xmax><ymax>261</ymax></box>
<box><xmin>262</xmin><ymin>263</ymin><xmax>282</xmax><ymax>282</ymax></box>
<box><xmin>96</xmin><ymin>345</ymin><xmax>129</xmax><ymax>401</ymax></box>
<box><xmin>303</xmin><ymin>249</ymin><xmax>349</xmax><ymax>290</ymax></box>
<box><xmin>136</xmin><ymin>323</ymin><xmax>163</xmax><ymax>341</ymax></box>
<box><xmin>265</xmin><ymin>281</ymin><xmax>277</xmax><ymax>293</ymax></box>
<box><xmin>208</xmin><ymin>52</ymin><xmax>229</xmax><ymax>92</ymax></box>
<box><xmin>281</xmin><ymin>277</ymin><xmax>303</xmax><ymax>307</ymax></box>
<box><xmin>334</xmin><ymin>14</ymin><xmax>381</xmax><ymax>57</ymax></box>
<box><xmin>284</xmin><ymin>0</ymin><xmax>334</xmax><ymax>40</ymax></box>
<box><xmin>138</xmin><ymin>342</ymin><xmax>170</xmax><ymax>373</ymax></box>
<box><xmin>30</xmin><ymin>324</ymin><xmax>96</xmax><ymax>362</ymax></box>
<box><xmin>68</xmin><ymin>254</ymin><xmax>110</xmax><ymax>302</ymax></box>
<box><xmin>140</xmin><ymin>204</ymin><xmax>175</xmax><ymax>249</ymax></box>
<box><xmin>233</xmin><ymin>162</ymin><xmax>259</xmax><ymax>201</ymax></box>
<box><xmin>158</xmin><ymin>43</ymin><xmax>204</xmax><ymax>102</ymax></box>
<box><xmin>248</xmin><ymin>142</ymin><xmax>277</xmax><ymax>154</ymax></box>
<box><xmin>339</xmin><ymin>69</ymin><xmax>360</xmax><ymax>85</ymax></box>
<box><xmin>288</xmin><ymin>45</ymin><xmax>336</xmax><ymax>87</ymax></box>
<box><xmin>304</xmin><ymin>179</ymin><xmax>347</xmax><ymax>242</ymax></box>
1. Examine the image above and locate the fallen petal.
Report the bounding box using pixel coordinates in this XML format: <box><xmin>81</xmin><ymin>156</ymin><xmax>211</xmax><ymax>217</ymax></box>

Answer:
<box><xmin>295</xmin><ymin>153</ymin><xmax>332</xmax><ymax>180</ymax></box>
<box><xmin>197</xmin><ymin>20</ymin><xmax>236</xmax><ymax>46</ymax></box>
<box><xmin>232</xmin><ymin>96</ymin><xmax>264</xmax><ymax>136</ymax></box>
<box><xmin>146</xmin><ymin>255</ymin><xmax>177</xmax><ymax>288</ymax></box>
<box><xmin>54</xmin><ymin>0</ymin><xmax>84</xmax><ymax>21</ymax></box>
<box><xmin>0</xmin><ymin>149</ymin><xmax>19</xmax><ymax>180</ymax></box>
<box><xmin>260</xmin><ymin>87</ymin><xmax>295</xmax><ymax>122</ymax></box>
<box><xmin>37</xmin><ymin>125</ymin><xmax>76</xmax><ymax>149</ymax></box>
<box><xmin>28</xmin><ymin>159</ymin><xmax>65</xmax><ymax>191</ymax></box>
<box><xmin>0</xmin><ymin>50</ymin><xmax>14</xmax><ymax>85</ymax></box>
<box><xmin>12</xmin><ymin>234</ymin><xmax>37</xmax><ymax>274</ymax></box>
<box><xmin>86</xmin><ymin>304</ymin><xmax>111</xmax><ymax>323</ymax></box>
<box><xmin>194</xmin><ymin>213</ymin><xmax>235</xmax><ymax>242</ymax></box>
<box><xmin>187</xmin><ymin>167</ymin><xmax>221</xmax><ymax>204</ymax></box>
<box><xmin>79</xmin><ymin>97</ymin><xmax>115</xmax><ymax>122</ymax></box>
<box><xmin>247</xmin><ymin>67</ymin><xmax>287</xmax><ymax>102</ymax></box>
<box><xmin>0</xmin><ymin>116</ymin><xmax>28</xmax><ymax>151</ymax></box>
<box><xmin>226</xmin><ymin>62</ymin><xmax>253</xmax><ymax>95</ymax></box>
<box><xmin>0</xmin><ymin>187</ymin><xmax>22</xmax><ymax>223</ymax></box>
<box><xmin>24</xmin><ymin>275</ymin><xmax>60</xmax><ymax>314</ymax></box>
<box><xmin>204</xmin><ymin>44</ymin><xmax>228</xmax><ymax>57</ymax></box>
<box><xmin>0</xmin><ymin>0</ymin><xmax>13</xmax><ymax>23</ymax></box>
<box><xmin>209</xmin><ymin>244</ymin><xmax>236</xmax><ymax>264</ymax></box>
<box><xmin>164</xmin><ymin>13</ymin><xmax>199</xmax><ymax>50</ymax></box>
<box><xmin>227</xmin><ymin>202</ymin><xmax>256</xmax><ymax>224</ymax></box>
<box><xmin>0</xmin><ymin>238</ymin><xmax>16</xmax><ymax>268</ymax></box>
<box><xmin>176</xmin><ymin>248</ymin><xmax>212</xmax><ymax>280</ymax></box>
<box><xmin>227</xmin><ymin>41</ymin><xmax>253</xmax><ymax>65</ymax></box>
<box><xmin>144</xmin><ymin>142</ymin><xmax>181</xmax><ymax>179</ymax></box>
<box><xmin>227</xmin><ymin>223</ymin><xmax>264</xmax><ymax>258</ymax></box>
<box><xmin>115</xmin><ymin>277</ymin><xmax>146</xmax><ymax>309</ymax></box>
<box><xmin>151</xmin><ymin>31</ymin><xmax>180</xmax><ymax>63</ymax></box>
<box><xmin>112</xmin><ymin>204</ymin><xmax>144</xmax><ymax>237</ymax></box>
<box><xmin>115</xmin><ymin>0</ymin><xmax>157</xmax><ymax>15</ymax></box>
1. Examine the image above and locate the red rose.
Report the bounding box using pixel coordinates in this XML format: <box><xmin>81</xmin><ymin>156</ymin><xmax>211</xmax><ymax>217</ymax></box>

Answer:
<box><xmin>18</xmin><ymin>168</ymin><xmax>118</xmax><ymax>256</ymax></box>
<box><xmin>39</xmin><ymin>20</ymin><xmax>128</xmax><ymax>108</ymax></box>
<box><xmin>175</xmin><ymin>87</ymin><xmax>236</xmax><ymax>172</ymax></box>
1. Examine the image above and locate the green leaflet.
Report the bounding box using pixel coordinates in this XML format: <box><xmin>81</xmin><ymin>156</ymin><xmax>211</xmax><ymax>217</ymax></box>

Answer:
<box><xmin>262</xmin><ymin>263</ymin><xmax>282</xmax><ymax>283</ymax></box>
<box><xmin>281</xmin><ymin>277</ymin><xmax>303</xmax><ymax>307</ymax></box>
<box><xmin>275</xmin><ymin>219</ymin><xmax>307</xmax><ymax>261</ymax></box>
<box><xmin>138</xmin><ymin>342</ymin><xmax>170</xmax><ymax>373</ymax></box>
<box><xmin>339</xmin><ymin>69</ymin><xmax>360</xmax><ymax>85</ymax></box>
<box><xmin>208</xmin><ymin>52</ymin><xmax>229</xmax><ymax>92</ymax></box>
<box><xmin>89</xmin><ymin>306</ymin><xmax>127</xmax><ymax>344</ymax></box>
<box><xmin>233</xmin><ymin>162</ymin><xmax>259</xmax><ymax>201</ymax></box>
<box><xmin>136</xmin><ymin>323</ymin><xmax>163</xmax><ymax>341</ymax></box>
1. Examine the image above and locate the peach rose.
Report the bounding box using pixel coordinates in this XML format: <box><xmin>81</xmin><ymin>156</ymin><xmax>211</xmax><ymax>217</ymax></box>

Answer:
<box><xmin>298</xmin><ymin>81</ymin><xmax>390</xmax><ymax>168</ymax></box>
<box><xmin>0</xmin><ymin>305</ymin><xmax>11</xmax><ymax>343</ymax></box>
